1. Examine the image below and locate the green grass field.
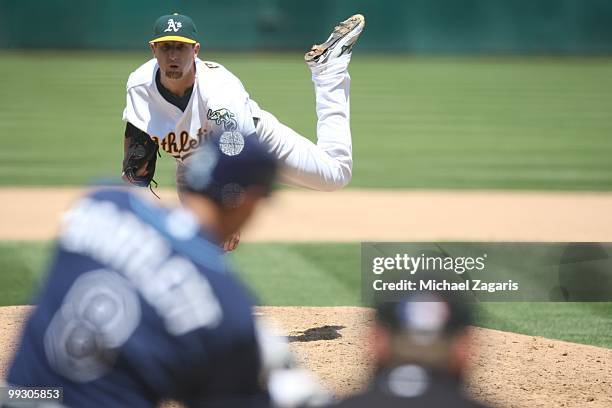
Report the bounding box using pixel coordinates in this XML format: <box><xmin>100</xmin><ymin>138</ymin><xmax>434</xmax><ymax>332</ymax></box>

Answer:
<box><xmin>1</xmin><ymin>53</ymin><xmax>611</xmax><ymax>350</ymax></box>
<box><xmin>1</xmin><ymin>242</ymin><xmax>610</xmax><ymax>348</ymax></box>
<box><xmin>1</xmin><ymin>52</ymin><xmax>612</xmax><ymax>189</ymax></box>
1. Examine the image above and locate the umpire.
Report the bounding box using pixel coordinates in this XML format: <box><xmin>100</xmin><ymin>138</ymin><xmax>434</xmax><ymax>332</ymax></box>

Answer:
<box><xmin>327</xmin><ymin>293</ymin><xmax>493</xmax><ymax>408</ymax></box>
<box><xmin>5</xmin><ymin>131</ymin><xmax>279</xmax><ymax>407</ymax></box>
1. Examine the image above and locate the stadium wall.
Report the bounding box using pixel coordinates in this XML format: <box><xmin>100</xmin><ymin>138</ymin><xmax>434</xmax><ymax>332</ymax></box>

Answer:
<box><xmin>0</xmin><ymin>0</ymin><xmax>611</xmax><ymax>53</ymax></box>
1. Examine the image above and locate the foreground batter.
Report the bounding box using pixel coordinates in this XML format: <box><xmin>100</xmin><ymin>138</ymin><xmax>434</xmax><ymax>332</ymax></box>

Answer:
<box><xmin>8</xmin><ymin>133</ymin><xmax>279</xmax><ymax>407</ymax></box>
<box><xmin>122</xmin><ymin>12</ymin><xmax>365</xmax><ymax>193</ymax></box>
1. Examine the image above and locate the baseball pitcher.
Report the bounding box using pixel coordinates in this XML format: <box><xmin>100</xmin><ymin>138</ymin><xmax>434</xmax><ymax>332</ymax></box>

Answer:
<box><xmin>122</xmin><ymin>13</ymin><xmax>365</xmax><ymax>194</ymax></box>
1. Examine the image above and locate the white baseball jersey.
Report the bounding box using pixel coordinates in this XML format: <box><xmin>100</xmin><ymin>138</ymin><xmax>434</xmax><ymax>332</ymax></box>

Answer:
<box><xmin>123</xmin><ymin>58</ymin><xmax>260</xmax><ymax>161</ymax></box>
<box><xmin>123</xmin><ymin>54</ymin><xmax>354</xmax><ymax>191</ymax></box>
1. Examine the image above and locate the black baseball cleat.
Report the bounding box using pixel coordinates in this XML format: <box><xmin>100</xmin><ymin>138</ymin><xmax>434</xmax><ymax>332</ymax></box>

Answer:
<box><xmin>305</xmin><ymin>14</ymin><xmax>365</xmax><ymax>66</ymax></box>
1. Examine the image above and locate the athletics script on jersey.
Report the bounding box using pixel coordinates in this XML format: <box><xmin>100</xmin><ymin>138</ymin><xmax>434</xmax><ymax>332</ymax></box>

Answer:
<box><xmin>151</xmin><ymin>127</ymin><xmax>207</xmax><ymax>160</ymax></box>
<box><xmin>150</xmin><ymin>108</ymin><xmax>238</xmax><ymax>160</ymax></box>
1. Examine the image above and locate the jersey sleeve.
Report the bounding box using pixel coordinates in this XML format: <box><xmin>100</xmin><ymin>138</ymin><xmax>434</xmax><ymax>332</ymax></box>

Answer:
<box><xmin>205</xmin><ymin>80</ymin><xmax>257</xmax><ymax>137</ymax></box>
<box><xmin>123</xmin><ymin>86</ymin><xmax>153</xmax><ymax>133</ymax></box>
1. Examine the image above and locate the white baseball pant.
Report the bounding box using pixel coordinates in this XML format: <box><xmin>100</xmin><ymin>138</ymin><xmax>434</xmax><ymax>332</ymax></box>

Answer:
<box><xmin>254</xmin><ymin>54</ymin><xmax>353</xmax><ymax>192</ymax></box>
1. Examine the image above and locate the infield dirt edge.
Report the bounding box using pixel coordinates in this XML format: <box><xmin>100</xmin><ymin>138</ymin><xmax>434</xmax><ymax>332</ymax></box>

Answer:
<box><xmin>1</xmin><ymin>305</ymin><xmax>610</xmax><ymax>408</ymax></box>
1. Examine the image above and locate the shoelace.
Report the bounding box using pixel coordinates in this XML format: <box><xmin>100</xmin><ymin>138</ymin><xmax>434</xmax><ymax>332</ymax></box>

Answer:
<box><xmin>334</xmin><ymin>19</ymin><xmax>353</xmax><ymax>34</ymax></box>
<box><xmin>309</xmin><ymin>19</ymin><xmax>354</xmax><ymax>53</ymax></box>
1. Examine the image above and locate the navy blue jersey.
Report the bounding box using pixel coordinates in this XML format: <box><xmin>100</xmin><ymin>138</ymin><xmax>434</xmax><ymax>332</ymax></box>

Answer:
<box><xmin>8</xmin><ymin>188</ymin><xmax>268</xmax><ymax>407</ymax></box>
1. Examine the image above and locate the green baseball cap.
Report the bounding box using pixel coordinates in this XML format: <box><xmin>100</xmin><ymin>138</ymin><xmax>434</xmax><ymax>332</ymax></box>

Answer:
<box><xmin>150</xmin><ymin>13</ymin><xmax>198</xmax><ymax>44</ymax></box>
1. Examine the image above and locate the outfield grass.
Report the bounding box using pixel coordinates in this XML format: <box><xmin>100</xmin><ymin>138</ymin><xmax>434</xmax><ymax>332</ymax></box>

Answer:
<box><xmin>0</xmin><ymin>242</ymin><xmax>51</xmax><ymax>306</ymax></box>
<box><xmin>1</xmin><ymin>241</ymin><xmax>610</xmax><ymax>348</ymax></box>
<box><xmin>1</xmin><ymin>52</ymin><xmax>612</xmax><ymax>189</ymax></box>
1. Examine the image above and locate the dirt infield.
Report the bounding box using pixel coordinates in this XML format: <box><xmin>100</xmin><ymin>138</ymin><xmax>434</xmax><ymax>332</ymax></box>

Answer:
<box><xmin>1</xmin><ymin>188</ymin><xmax>612</xmax><ymax>407</ymax></box>
<box><xmin>2</xmin><ymin>187</ymin><xmax>612</xmax><ymax>241</ymax></box>
<box><xmin>1</xmin><ymin>306</ymin><xmax>610</xmax><ymax>407</ymax></box>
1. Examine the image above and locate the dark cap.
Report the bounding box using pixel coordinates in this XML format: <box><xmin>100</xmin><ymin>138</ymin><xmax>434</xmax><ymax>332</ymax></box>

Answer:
<box><xmin>183</xmin><ymin>131</ymin><xmax>278</xmax><ymax>208</ymax></box>
<box><xmin>375</xmin><ymin>292</ymin><xmax>473</xmax><ymax>339</ymax></box>
<box><xmin>150</xmin><ymin>13</ymin><xmax>198</xmax><ymax>44</ymax></box>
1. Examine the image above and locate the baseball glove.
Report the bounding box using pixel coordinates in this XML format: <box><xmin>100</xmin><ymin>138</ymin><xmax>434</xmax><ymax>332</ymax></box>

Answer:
<box><xmin>122</xmin><ymin>124</ymin><xmax>160</xmax><ymax>190</ymax></box>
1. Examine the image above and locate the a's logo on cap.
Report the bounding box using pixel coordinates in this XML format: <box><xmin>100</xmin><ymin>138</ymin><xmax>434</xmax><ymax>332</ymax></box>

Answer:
<box><xmin>219</xmin><ymin>131</ymin><xmax>245</xmax><ymax>156</ymax></box>
<box><xmin>164</xmin><ymin>18</ymin><xmax>183</xmax><ymax>33</ymax></box>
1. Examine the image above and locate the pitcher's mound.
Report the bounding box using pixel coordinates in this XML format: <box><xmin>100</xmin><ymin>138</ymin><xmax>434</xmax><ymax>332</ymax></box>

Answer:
<box><xmin>1</xmin><ymin>306</ymin><xmax>610</xmax><ymax>407</ymax></box>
